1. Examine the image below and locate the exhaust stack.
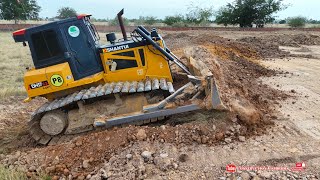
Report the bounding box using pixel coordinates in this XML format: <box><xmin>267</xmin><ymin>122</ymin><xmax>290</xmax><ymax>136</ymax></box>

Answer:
<box><xmin>117</xmin><ymin>9</ymin><xmax>128</xmax><ymax>41</ymax></box>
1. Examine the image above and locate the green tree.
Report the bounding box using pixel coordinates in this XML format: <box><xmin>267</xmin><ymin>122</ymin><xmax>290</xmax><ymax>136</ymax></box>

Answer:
<box><xmin>163</xmin><ymin>15</ymin><xmax>185</xmax><ymax>26</ymax></box>
<box><xmin>56</xmin><ymin>7</ymin><xmax>77</xmax><ymax>19</ymax></box>
<box><xmin>215</xmin><ymin>7</ymin><xmax>233</xmax><ymax>27</ymax></box>
<box><xmin>0</xmin><ymin>0</ymin><xmax>40</xmax><ymax>24</ymax></box>
<box><xmin>186</xmin><ymin>6</ymin><xmax>213</xmax><ymax>25</ymax></box>
<box><xmin>215</xmin><ymin>0</ymin><xmax>287</xmax><ymax>27</ymax></box>
<box><xmin>287</xmin><ymin>16</ymin><xmax>307</xmax><ymax>28</ymax></box>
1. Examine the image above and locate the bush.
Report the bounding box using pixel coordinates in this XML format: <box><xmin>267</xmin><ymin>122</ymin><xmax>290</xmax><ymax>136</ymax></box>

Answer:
<box><xmin>278</xmin><ymin>19</ymin><xmax>286</xmax><ymax>24</ymax></box>
<box><xmin>287</xmin><ymin>16</ymin><xmax>307</xmax><ymax>28</ymax></box>
<box><xmin>309</xmin><ymin>19</ymin><xmax>320</xmax><ymax>24</ymax></box>
<box><xmin>90</xmin><ymin>17</ymin><xmax>108</xmax><ymax>22</ymax></box>
<box><xmin>108</xmin><ymin>17</ymin><xmax>129</xmax><ymax>26</ymax></box>
<box><xmin>163</xmin><ymin>15</ymin><xmax>185</xmax><ymax>26</ymax></box>
<box><xmin>143</xmin><ymin>16</ymin><xmax>158</xmax><ymax>25</ymax></box>
<box><xmin>171</xmin><ymin>21</ymin><xmax>188</xmax><ymax>27</ymax></box>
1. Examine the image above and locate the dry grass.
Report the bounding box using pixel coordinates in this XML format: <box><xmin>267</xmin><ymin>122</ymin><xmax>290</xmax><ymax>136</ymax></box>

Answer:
<box><xmin>0</xmin><ymin>166</ymin><xmax>52</xmax><ymax>180</ymax></box>
<box><xmin>0</xmin><ymin>32</ymin><xmax>32</xmax><ymax>99</ymax></box>
<box><xmin>0</xmin><ymin>88</ymin><xmax>26</xmax><ymax>99</ymax></box>
<box><xmin>0</xmin><ymin>166</ymin><xmax>27</xmax><ymax>180</ymax></box>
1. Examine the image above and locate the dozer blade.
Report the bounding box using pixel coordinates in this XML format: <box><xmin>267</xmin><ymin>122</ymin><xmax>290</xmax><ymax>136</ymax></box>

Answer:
<box><xmin>96</xmin><ymin>104</ymin><xmax>200</xmax><ymax>128</ymax></box>
<box><xmin>187</xmin><ymin>56</ymin><xmax>225</xmax><ymax>110</ymax></box>
<box><xmin>95</xmin><ymin>57</ymin><xmax>225</xmax><ymax>128</ymax></box>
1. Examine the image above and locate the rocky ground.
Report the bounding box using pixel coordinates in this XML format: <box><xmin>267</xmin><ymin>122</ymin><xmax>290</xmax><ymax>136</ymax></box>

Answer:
<box><xmin>1</xmin><ymin>30</ymin><xmax>320</xmax><ymax>179</ymax></box>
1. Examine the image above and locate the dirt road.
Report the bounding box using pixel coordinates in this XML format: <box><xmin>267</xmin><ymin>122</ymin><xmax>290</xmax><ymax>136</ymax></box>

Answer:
<box><xmin>262</xmin><ymin>46</ymin><xmax>320</xmax><ymax>140</ymax></box>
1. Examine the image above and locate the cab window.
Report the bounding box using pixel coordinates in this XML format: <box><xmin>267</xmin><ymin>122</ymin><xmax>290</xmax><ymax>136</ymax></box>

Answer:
<box><xmin>31</xmin><ymin>30</ymin><xmax>63</xmax><ymax>61</ymax></box>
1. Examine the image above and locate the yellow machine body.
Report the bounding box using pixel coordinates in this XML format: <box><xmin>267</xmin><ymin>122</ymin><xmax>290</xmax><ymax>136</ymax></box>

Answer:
<box><xmin>24</xmin><ymin>41</ymin><xmax>173</xmax><ymax>101</ymax></box>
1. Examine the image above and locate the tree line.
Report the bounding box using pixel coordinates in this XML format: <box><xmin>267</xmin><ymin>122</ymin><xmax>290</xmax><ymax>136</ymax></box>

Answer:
<box><xmin>0</xmin><ymin>0</ymin><xmax>319</xmax><ymax>28</ymax></box>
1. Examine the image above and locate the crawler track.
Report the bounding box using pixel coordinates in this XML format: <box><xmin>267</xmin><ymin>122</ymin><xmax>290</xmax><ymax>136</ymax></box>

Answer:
<box><xmin>28</xmin><ymin>78</ymin><xmax>173</xmax><ymax>145</ymax></box>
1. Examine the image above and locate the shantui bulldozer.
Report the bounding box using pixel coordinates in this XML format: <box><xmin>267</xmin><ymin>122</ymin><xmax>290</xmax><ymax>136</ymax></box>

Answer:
<box><xmin>12</xmin><ymin>9</ymin><xmax>223</xmax><ymax>145</ymax></box>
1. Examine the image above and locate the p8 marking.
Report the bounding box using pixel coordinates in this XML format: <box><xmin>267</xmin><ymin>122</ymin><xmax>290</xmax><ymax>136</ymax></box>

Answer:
<box><xmin>29</xmin><ymin>81</ymin><xmax>49</xmax><ymax>90</ymax></box>
<box><xmin>50</xmin><ymin>74</ymin><xmax>64</xmax><ymax>87</ymax></box>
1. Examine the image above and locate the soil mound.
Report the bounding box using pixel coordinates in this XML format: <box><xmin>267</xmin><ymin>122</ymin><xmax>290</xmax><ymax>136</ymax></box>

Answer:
<box><xmin>183</xmin><ymin>45</ymin><xmax>284</xmax><ymax>126</ymax></box>
<box><xmin>240</xmin><ymin>34</ymin><xmax>320</xmax><ymax>58</ymax></box>
<box><xmin>242</xmin><ymin>34</ymin><xmax>320</xmax><ymax>47</ymax></box>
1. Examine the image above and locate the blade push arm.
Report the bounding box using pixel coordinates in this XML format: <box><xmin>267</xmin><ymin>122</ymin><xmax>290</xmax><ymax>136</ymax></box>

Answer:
<box><xmin>135</xmin><ymin>27</ymin><xmax>192</xmax><ymax>75</ymax></box>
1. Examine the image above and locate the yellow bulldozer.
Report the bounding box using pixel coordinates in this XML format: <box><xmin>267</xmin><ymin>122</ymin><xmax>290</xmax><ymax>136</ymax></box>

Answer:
<box><xmin>12</xmin><ymin>9</ymin><xmax>223</xmax><ymax>145</ymax></box>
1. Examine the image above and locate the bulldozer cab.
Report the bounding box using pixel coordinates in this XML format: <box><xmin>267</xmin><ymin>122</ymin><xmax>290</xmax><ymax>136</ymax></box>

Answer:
<box><xmin>13</xmin><ymin>15</ymin><xmax>103</xmax><ymax>80</ymax></box>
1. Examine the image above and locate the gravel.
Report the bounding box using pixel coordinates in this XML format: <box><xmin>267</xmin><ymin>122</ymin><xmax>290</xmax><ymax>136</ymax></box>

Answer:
<box><xmin>126</xmin><ymin>154</ymin><xmax>133</xmax><ymax>160</ymax></box>
<box><xmin>136</xmin><ymin>129</ymin><xmax>147</xmax><ymax>141</ymax></box>
<box><xmin>225</xmin><ymin>138</ymin><xmax>232</xmax><ymax>143</ymax></box>
<box><xmin>239</xmin><ymin>136</ymin><xmax>246</xmax><ymax>142</ymax></box>
<box><xmin>141</xmin><ymin>151</ymin><xmax>152</xmax><ymax>160</ymax></box>
<box><xmin>82</xmin><ymin>160</ymin><xmax>90</xmax><ymax>169</ymax></box>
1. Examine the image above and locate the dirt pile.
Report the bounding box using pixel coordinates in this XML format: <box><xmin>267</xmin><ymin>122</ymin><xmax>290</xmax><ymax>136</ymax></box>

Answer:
<box><xmin>240</xmin><ymin>34</ymin><xmax>320</xmax><ymax>58</ymax></box>
<box><xmin>0</xmin><ymin>120</ymin><xmax>247</xmax><ymax>179</ymax></box>
<box><xmin>164</xmin><ymin>32</ymin><xmax>320</xmax><ymax>59</ymax></box>
<box><xmin>165</xmin><ymin>32</ymin><xmax>287</xmax><ymax>125</ymax></box>
<box><xmin>164</xmin><ymin>33</ymin><xmax>263</xmax><ymax>58</ymax></box>
<box><xmin>241</xmin><ymin>34</ymin><xmax>320</xmax><ymax>47</ymax></box>
<box><xmin>164</xmin><ymin>33</ymin><xmax>261</xmax><ymax>59</ymax></box>
<box><xmin>183</xmin><ymin>45</ymin><xmax>287</xmax><ymax>125</ymax></box>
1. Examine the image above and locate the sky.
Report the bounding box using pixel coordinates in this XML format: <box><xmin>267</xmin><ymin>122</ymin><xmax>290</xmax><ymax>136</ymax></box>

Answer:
<box><xmin>37</xmin><ymin>0</ymin><xmax>320</xmax><ymax>20</ymax></box>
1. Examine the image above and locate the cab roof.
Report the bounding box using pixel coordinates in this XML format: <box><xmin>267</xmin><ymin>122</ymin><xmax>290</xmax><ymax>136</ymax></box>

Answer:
<box><xmin>13</xmin><ymin>14</ymin><xmax>92</xmax><ymax>42</ymax></box>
